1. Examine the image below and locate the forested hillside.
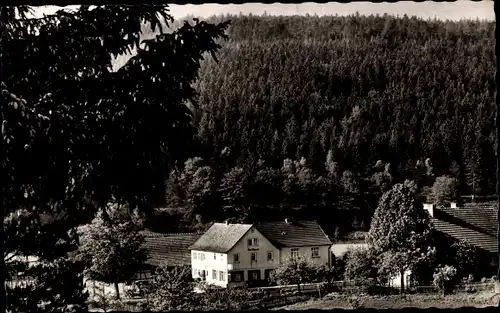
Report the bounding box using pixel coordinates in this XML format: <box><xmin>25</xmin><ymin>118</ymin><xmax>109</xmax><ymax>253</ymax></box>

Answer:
<box><xmin>147</xmin><ymin>14</ymin><xmax>496</xmax><ymax>235</ymax></box>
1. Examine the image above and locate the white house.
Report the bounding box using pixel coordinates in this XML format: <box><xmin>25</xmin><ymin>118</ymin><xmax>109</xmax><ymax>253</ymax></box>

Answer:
<box><xmin>189</xmin><ymin>219</ymin><xmax>333</xmax><ymax>288</ymax></box>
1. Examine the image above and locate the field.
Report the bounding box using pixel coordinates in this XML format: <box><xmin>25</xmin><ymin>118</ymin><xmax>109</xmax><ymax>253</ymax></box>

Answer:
<box><xmin>275</xmin><ymin>292</ymin><xmax>500</xmax><ymax>310</ymax></box>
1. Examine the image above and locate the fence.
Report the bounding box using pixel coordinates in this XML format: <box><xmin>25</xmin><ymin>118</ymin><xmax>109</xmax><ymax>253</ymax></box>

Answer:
<box><xmin>89</xmin><ymin>281</ymin><xmax>498</xmax><ymax>312</ymax></box>
<box><xmin>411</xmin><ymin>282</ymin><xmax>495</xmax><ymax>294</ymax></box>
<box><xmin>248</xmin><ymin>293</ymin><xmax>311</xmax><ymax>309</ymax></box>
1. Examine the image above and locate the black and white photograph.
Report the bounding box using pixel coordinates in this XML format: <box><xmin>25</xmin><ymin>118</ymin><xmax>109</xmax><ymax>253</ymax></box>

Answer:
<box><xmin>2</xmin><ymin>1</ymin><xmax>498</xmax><ymax>312</ymax></box>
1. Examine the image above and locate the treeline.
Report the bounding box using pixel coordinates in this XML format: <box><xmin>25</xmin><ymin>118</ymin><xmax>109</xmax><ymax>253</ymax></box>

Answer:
<box><xmin>148</xmin><ymin>14</ymin><xmax>495</xmax><ymax>233</ymax></box>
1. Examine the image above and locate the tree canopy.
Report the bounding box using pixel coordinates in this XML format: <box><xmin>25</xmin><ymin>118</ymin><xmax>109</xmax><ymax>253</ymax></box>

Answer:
<box><xmin>367</xmin><ymin>180</ymin><xmax>436</xmax><ymax>292</ymax></box>
<box><xmin>76</xmin><ymin>214</ymin><xmax>148</xmax><ymax>299</ymax></box>
<box><xmin>2</xmin><ymin>5</ymin><xmax>229</xmax><ymax>312</ymax></box>
<box><xmin>155</xmin><ymin>13</ymin><xmax>495</xmax><ymax>235</ymax></box>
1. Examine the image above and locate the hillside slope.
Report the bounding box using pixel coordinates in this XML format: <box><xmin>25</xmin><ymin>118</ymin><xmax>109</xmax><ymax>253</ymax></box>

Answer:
<box><xmin>192</xmin><ymin>14</ymin><xmax>495</xmax><ymax>194</ymax></box>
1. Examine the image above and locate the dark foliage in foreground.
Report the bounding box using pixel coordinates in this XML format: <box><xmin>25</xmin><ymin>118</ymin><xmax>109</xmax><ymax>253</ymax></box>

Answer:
<box><xmin>2</xmin><ymin>5</ymin><xmax>229</xmax><ymax>313</ymax></box>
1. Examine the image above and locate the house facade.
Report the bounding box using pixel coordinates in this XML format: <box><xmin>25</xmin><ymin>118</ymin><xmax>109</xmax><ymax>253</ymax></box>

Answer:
<box><xmin>189</xmin><ymin>219</ymin><xmax>332</xmax><ymax>288</ymax></box>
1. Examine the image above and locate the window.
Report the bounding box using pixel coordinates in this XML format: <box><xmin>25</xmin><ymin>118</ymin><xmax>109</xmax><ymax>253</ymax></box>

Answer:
<box><xmin>291</xmin><ymin>248</ymin><xmax>299</xmax><ymax>259</ymax></box>
<box><xmin>248</xmin><ymin>238</ymin><xmax>259</xmax><ymax>247</ymax></box>
<box><xmin>267</xmin><ymin>251</ymin><xmax>273</xmax><ymax>262</ymax></box>
<box><xmin>251</xmin><ymin>252</ymin><xmax>257</xmax><ymax>262</ymax></box>
<box><xmin>200</xmin><ymin>253</ymin><xmax>205</xmax><ymax>261</ymax></box>
<box><xmin>214</xmin><ymin>253</ymin><xmax>216</xmax><ymax>260</ymax></box>
<box><xmin>311</xmin><ymin>247</ymin><xmax>319</xmax><ymax>258</ymax></box>
<box><xmin>212</xmin><ymin>270</ymin><xmax>217</xmax><ymax>280</ymax></box>
<box><xmin>219</xmin><ymin>271</ymin><xmax>225</xmax><ymax>281</ymax></box>
<box><xmin>193</xmin><ymin>268</ymin><xmax>197</xmax><ymax>276</ymax></box>
<box><xmin>234</xmin><ymin>253</ymin><xmax>240</xmax><ymax>263</ymax></box>
<box><xmin>251</xmin><ymin>271</ymin><xmax>259</xmax><ymax>280</ymax></box>
<box><xmin>194</xmin><ymin>253</ymin><xmax>197</xmax><ymax>260</ymax></box>
<box><xmin>234</xmin><ymin>273</ymin><xmax>242</xmax><ymax>282</ymax></box>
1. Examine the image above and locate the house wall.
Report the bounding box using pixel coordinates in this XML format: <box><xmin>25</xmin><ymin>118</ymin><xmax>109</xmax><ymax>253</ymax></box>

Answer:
<box><xmin>191</xmin><ymin>250</ymin><xmax>228</xmax><ymax>287</ymax></box>
<box><xmin>280</xmin><ymin>245</ymin><xmax>331</xmax><ymax>266</ymax></box>
<box><xmin>388</xmin><ymin>270</ymin><xmax>412</xmax><ymax>288</ymax></box>
<box><xmin>227</xmin><ymin>227</ymin><xmax>281</xmax><ymax>282</ymax></box>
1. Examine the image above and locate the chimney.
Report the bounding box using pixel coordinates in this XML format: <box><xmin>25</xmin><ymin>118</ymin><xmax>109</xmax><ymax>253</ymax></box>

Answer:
<box><xmin>285</xmin><ymin>218</ymin><xmax>288</xmax><ymax>224</ymax></box>
<box><xmin>225</xmin><ymin>220</ymin><xmax>229</xmax><ymax>225</ymax></box>
<box><xmin>423</xmin><ymin>203</ymin><xmax>434</xmax><ymax>217</ymax></box>
<box><xmin>450</xmin><ymin>202</ymin><xmax>457</xmax><ymax>209</ymax></box>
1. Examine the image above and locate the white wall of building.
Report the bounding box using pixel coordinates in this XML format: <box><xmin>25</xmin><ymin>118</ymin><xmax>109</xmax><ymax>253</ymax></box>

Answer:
<box><xmin>227</xmin><ymin>226</ymin><xmax>281</xmax><ymax>282</ymax></box>
<box><xmin>280</xmin><ymin>245</ymin><xmax>331</xmax><ymax>266</ymax></box>
<box><xmin>191</xmin><ymin>226</ymin><xmax>333</xmax><ymax>287</ymax></box>
<box><xmin>331</xmin><ymin>243</ymin><xmax>369</xmax><ymax>259</ymax></box>
<box><xmin>191</xmin><ymin>250</ymin><xmax>228</xmax><ymax>287</ymax></box>
<box><xmin>388</xmin><ymin>270</ymin><xmax>412</xmax><ymax>288</ymax></box>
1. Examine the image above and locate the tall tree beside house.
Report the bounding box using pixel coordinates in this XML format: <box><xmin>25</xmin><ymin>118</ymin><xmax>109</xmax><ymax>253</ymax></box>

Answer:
<box><xmin>77</xmin><ymin>214</ymin><xmax>148</xmax><ymax>299</ymax></box>
<box><xmin>1</xmin><ymin>5</ymin><xmax>229</xmax><ymax>312</ymax></box>
<box><xmin>367</xmin><ymin>180</ymin><xmax>436</xmax><ymax>293</ymax></box>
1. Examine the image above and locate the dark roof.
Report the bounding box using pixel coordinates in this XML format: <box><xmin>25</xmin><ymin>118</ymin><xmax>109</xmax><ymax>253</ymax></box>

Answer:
<box><xmin>432</xmin><ymin>204</ymin><xmax>498</xmax><ymax>253</ymax></box>
<box><xmin>254</xmin><ymin>220</ymin><xmax>332</xmax><ymax>248</ymax></box>
<box><xmin>141</xmin><ymin>231</ymin><xmax>202</xmax><ymax>267</ymax></box>
<box><xmin>189</xmin><ymin>223</ymin><xmax>253</xmax><ymax>253</ymax></box>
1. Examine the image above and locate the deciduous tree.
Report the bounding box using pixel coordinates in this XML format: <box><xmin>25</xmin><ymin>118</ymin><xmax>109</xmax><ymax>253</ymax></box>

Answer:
<box><xmin>367</xmin><ymin>180</ymin><xmax>435</xmax><ymax>293</ymax></box>
<box><xmin>77</xmin><ymin>214</ymin><xmax>148</xmax><ymax>299</ymax></box>
<box><xmin>2</xmin><ymin>5</ymin><xmax>229</xmax><ymax>312</ymax></box>
<box><xmin>269</xmin><ymin>256</ymin><xmax>320</xmax><ymax>292</ymax></box>
<box><xmin>146</xmin><ymin>263</ymin><xmax>197</xmax><ymax>311</ymax></box>
<box><xmin>343</xmin><ymin>247</ymin><xmax>380</xmax><ymax>286</ymax></box>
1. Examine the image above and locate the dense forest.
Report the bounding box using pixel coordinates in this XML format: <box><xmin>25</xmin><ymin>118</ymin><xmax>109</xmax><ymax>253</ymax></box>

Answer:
<box><xmin>143</xmin><ymin>14</ymin><xmax>496</xmax><ymax>235</ymax></box>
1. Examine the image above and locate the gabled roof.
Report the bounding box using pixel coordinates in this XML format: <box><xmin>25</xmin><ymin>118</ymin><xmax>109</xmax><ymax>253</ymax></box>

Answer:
<box><xmin>431</xmin><ymin>203</ymin><xmax>498</xmax><ymax>253</ymax></box>
<box><xmin>189</xmin><ymin>223</ymin><xmax>253</xmax><ymax>253</ymax></box>
<box><xmin>254</xmin><ymin>220</ymin><xmax>332</xmax><ymax>248</ymax></box>
<box><xmin>141</xmin><ymin>231</ymin><xmax>202</xmax><ymax>267</ymax></box>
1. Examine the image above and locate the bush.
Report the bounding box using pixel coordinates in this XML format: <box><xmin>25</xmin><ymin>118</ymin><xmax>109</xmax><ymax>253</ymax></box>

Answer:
<box><xmin>433</xmin><ymin>265</ymin><xmax>458</xmax><ymax>295</ymax></box>
<box><xmin>344</xmin><ymin>247</ymin><xmax>379</xmax><ymax>286</ymax></box>
<box><xmin>199</xmin><ymin>287</ymin><xmax>257</xmax><ymax>310</ymax></box>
